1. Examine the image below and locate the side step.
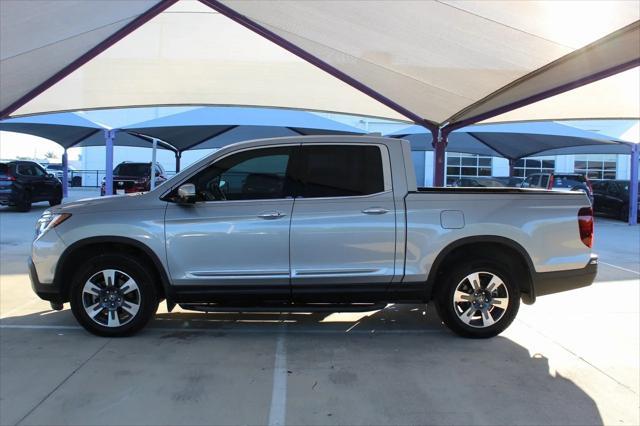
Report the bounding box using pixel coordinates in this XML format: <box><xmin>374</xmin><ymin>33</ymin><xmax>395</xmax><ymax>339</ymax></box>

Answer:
<box><xmin>178</xmin><ymin>302</ymin><xmax>387</xmax><ymax>313</ymax></box>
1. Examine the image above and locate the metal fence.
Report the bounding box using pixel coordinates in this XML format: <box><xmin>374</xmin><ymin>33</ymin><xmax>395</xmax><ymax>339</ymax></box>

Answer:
<box><xmin>65</xmin><ymin>170</ymin><xmax>178</xmax><ymax>187</ymax></box>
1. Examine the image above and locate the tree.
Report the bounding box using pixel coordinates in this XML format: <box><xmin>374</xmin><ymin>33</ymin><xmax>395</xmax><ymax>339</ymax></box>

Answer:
<box><xmin>44</xmin><ymin>151</ymin><xmax>58</xmax><ymax>160</ymax></box>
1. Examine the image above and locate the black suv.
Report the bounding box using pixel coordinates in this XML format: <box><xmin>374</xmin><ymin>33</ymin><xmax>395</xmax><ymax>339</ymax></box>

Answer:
<box><xmin>0</xmin><ymin>160</ymin><xmax>63</xmax><ymax>212</ymax></box>
<box><xmin>101</xmin><ymin>162</ymin><xmax>167</xmax><ymax>196</ymax></box>
<box><xmin>592</xmin><ymin>180</ymin><xmax>639</xmax><ymax>222</ymax></box>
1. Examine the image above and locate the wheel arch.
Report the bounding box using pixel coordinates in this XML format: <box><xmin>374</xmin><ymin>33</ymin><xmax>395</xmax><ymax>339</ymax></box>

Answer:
<box><xmin>425</xmin><ymin>236</ymin><xmax>536</xmax><ymax>304</ymax></box>
<box><xmin>54</xmin><ymin>236</ymin><xmax>173</xmax><ymax>306</ymax></box>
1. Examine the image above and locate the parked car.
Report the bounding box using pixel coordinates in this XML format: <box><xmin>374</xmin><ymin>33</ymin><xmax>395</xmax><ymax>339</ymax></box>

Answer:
<box><xmin>592</xmin><ymin>180</ymin><xmax>640</xmax><ymax>222</ymax></box>
<box><xmin>0</xmin><ymin>160</ymin><xmax>62</xmax><ymax>211</ymax></box>
<box><xmin>450</xmin><ymin>177</ymin><xmax>507</xmax><ymax>187</ymax></box>
<box><xmin>30</xmin><ymin>136</ymin><xmax>597</xmax><ymax>338</ymax></box>
<box><xmin>100</xmin><ymin>162</ymin><xmax>167</xmax><ymax>196</ymax></box>
<box><xmin>44</xmin><ymin>164</ymin><xmax>82</xmax><ymax>187</ymax></box>
<box><xmin>494</xmin><ymin>176</ymin><xmax>525</xmax><ymax>187</ymax></box>
<box><xmin>521</xmin><ymin>172</ymin><xmax>593</xmax><ymax>204</ymax></box>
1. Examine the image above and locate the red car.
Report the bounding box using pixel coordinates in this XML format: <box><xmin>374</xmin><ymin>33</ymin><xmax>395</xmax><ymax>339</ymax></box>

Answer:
<box><xmin>101</xmin><ymin>162</ymin><xmax>167</xmax><ymax>196</ymax></box>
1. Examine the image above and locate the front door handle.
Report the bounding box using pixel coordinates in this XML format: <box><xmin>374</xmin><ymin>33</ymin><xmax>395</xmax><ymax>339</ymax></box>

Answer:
<box><xmin>362</xmin><ymin>207</ymin><xmax>390</xmax><ymax>215</ymax></box>
<box><xmin>258</xmin><ymin>211</ymin><xmax>286</xmax><ymax>220</ymax></box>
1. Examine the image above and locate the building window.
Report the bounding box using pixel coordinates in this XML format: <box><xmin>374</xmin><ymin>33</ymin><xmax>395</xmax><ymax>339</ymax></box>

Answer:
<box><xmin>574</xmin><ymin>154</ymin><xmax>617</xmax><ymax>180</ymax></box>
<box><xmin>513</xmin><ymin>157</ymin><xmax>555</xmax><ymax>177</ymax></box>
<box><xmin>446</xmin><ymin>153</ymin><xmax>492</xmax><ymax>185</ymax></box>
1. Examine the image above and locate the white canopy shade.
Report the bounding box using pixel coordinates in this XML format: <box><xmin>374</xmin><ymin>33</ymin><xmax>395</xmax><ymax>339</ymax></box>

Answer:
<box><xmin>1</xmin><ymin>0</ymin><xmax>638</xmax><ymax>128</ymax></box>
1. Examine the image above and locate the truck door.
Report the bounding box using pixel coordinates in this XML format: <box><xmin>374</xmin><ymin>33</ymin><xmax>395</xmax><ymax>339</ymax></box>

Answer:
<box><xmin>164</xmin><ymin>145</ymin><xmax>296</xmax><ymax>298</ymax></box>
<box><xmin>290</xmin><ymin>144</ymin><xmax>396</xmax><ymax>299</ymax></box>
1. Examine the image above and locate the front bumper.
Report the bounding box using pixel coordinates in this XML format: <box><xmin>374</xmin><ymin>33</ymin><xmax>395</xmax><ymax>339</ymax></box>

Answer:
<box><xmin>28</xmin><ymin>257</ymin><xmax>64</xmax><ymax>303</ymax></box>
<box><xmin>531</xmin><ymin>255</ymin><xmax>598</xmax><ymax>299</ymax></box>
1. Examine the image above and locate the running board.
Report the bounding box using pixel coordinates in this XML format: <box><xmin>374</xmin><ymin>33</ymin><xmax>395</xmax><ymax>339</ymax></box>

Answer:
<box><xmin>178</xmin><ymin>302</ymin><xmax>387</xmax><ymax>313</ymax></box>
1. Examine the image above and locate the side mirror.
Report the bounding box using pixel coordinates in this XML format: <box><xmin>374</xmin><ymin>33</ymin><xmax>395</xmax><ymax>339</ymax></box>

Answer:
<box><xmin>177</xmin><ymin>183</ymin><xmax>196</xmax><ymax>204</ymax></box>
<box><xmin>47</xmin><ymin>173</ymin><xmax>55</xmax><ymax>178</ymax></box>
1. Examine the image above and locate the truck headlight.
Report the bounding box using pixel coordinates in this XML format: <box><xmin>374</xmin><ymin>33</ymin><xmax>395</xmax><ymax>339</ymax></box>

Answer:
<box><xmin>35</xmin><ymin>211</ymin><xmax>71</xmax><ymax>239</ymax></box>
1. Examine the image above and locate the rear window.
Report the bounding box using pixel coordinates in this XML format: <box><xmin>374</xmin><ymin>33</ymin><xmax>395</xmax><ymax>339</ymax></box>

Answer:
<box><xmin>300</xmin><ymin>145</ymin><xmax>385</xmax><ymax>197</ymax></box>
<box><xmin>552</xmin><ymin>175</ymin><xmax>586</xmax><ymax>189</ymax></box>
<box><xmin>0</xmin><ymin>164</ymin><xmax>8</xmax><ymax>177</ymax></box>
<box><xmin>114</xmin><ymin>163</ymin><xmax>150</xmax><ymax>177</ymax></box>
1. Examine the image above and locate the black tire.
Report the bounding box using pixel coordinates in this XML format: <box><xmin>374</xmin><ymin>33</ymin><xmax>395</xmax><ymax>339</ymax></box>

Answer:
<box><xmin>619</xmin><ymin>204</ymin><xmax>629</xmax><ymax>222</ymax></box>
<box><xmin>70</xmin><ymin>254</ymin><xmax>159</xmax><ymax>337</ymax></box>
<box><xmin>435</xmin><ymin>259</ymin><xmax>520</xmax><ymax>338</ymax></box>
<box><xmin>16</xmin><ymin>191</ymin><xmax>31</xmax><ymax>212</ymax></box>
<box><xmin>49</xmin><ymin>191</ymin><xmax>62</xmax><ymax>207</ymax></box>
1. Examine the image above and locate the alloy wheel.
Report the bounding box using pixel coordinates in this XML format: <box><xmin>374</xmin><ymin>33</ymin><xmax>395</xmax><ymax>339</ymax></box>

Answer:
<box><xmin>82</xmin><ymin>269</ymin><xmax>141</xmax><ymax>328</ymax></box>
<box><xmin>452</xmin><ymin>271</ymin><xmax>510</xmax><ymax>328</ymax></box>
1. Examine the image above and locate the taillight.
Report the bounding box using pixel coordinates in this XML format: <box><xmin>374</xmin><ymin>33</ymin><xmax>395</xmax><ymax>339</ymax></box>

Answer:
<box><xmin>547</xmin><ymin>175</ymin><xmax>554</xmax><ymax>190</ymax></box>
<box><xmin>578</xmin><ymin>207</ymin><xmax>594</xmax><ymax>248</ymax></box>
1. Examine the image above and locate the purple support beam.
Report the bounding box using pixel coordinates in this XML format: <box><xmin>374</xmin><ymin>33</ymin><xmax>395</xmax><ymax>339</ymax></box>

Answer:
<box><xmin>0</xmin><ymin>0</ymin><xmax>178</xmax><ymax>119</ymax></box>
<box><xmin>175</xmin><ymin>152</ymin><xmax>181</xmax><ymax>174</ymax></box>
<box><xmin>629</xmin><ymin>143</ymin><xmax>639</xmax><ymax>225</ymax></box>
<box><xmin>61</xmin><ymin>149</ymin><xmax>69</xmax><ymax>198</ymax></box>
<box><xmin>104</xmin><ymin>129</ymin><xmax>116</xmax><ymax>196</ymax></box>
<box><xmin>432</xmin><ymin>127</ymin><xmax>447</xmax><ymax>187</ymax></box>
<box><xmin>198</xmin><ymin>0</ymin><xmax>436</xmax><ymax>131</ymax></box>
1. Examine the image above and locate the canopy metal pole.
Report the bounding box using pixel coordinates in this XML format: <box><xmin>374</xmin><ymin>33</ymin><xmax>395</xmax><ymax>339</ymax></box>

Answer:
<box><xmin>509</xmin><ymin>159</ymin><xmax>516</xmax><ymax>177</ymax></box>
<box><xmin>432</xmin><ymin>127</ymin><xmax>447</xmax><ymax>187</ymax></box>
<box><xmin>61</xmin><ymin>149</ymin><xmax>69</xmax><ymax>198</ymax></box>
<box><xmin>104</xmin><ymin>129</ymin><xmax>116</xmax><ymax>196</ymax></box>
<box><xmin>175</xmin><ymin>152</ymin><xmax>181</xmax><ymax>173</ymax></box>
<box><xmin>150</xmin><ymin>138</ymin><xmax>158</xmax><ymax>190</ymax></box>
<box><xmin>629</xmin><ymin>143</ymin><xmax>638</xmax><ymax>225</ymax></box>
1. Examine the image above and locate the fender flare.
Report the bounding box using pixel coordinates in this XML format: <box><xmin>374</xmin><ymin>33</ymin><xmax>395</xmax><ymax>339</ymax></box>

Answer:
<box><xmin>54</xmin><ymin>236</ymin><xmax>174</xmax><ymax>307</ymax></box>
<box><xmin>424</xmin><ymin>235</ymin><xmax>536</xmax><ymax>304</ymax></box>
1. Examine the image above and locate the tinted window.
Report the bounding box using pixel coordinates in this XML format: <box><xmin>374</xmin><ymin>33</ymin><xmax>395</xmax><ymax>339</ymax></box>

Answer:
<box><xmin>189</xmin><ymin>146</ymin><xmax>294</xmax><ymax>201</ymax></box>
<box><xmin>31</xmin><ymin>164</ymin><xmax>45</xmax><ymax>176</ymax></box>
<box><xmin>300</xmin><ymin>145</ymin><xmax>384</xmax><ymax>198</ymax></box>
<box><xmin>552</xmin><ymin>175</ymin><xmax>586</xmax><ymax>189</ymax></box>
<box><xmin>114</xmin><ymin>163</ymin><xmax>150</xmax><ymax>177</ymax></box>
<box><xmin>0</xmin><ymin>164</ymin><xmax>8</xmax><ymax>177</ymax></box>
<box><xmin>540</xmin><ymin>175</ymin><xmax>550</xmax><ymax>188</ymax></box>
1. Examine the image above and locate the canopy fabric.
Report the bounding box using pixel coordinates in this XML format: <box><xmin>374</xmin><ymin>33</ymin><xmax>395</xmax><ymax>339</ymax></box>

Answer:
<box><xmin>389</xmin><ymin>121</ymin><xmax>626</xmax><ymax>160</ymax></box>
<box><xmin>0</xmin><ymin>0</ymin><xmax>163</xmax><ymax>117</ymax></box>
<box><xmin>124</xmin><ymin>106</ymin><xmax>366</xmax><ymax>152</ymax></box>
<box><xmin>4</xmin><ymin>1</ymin><xmax>403</xmax><ymax>121</ymax></box>
<box><xmin>0</xmin><ymin>112</ymin><xmax>176</xmax><ymax>151</ymax></box>
<box><xmin>212</xmin><ymin>0</ymin><xmax>640</xmax><ymax>127</ymax></box>
<box><xmin>1</xmin><ymin>0</ymin><xmax>638</xmax><ymax>128</ymax></box>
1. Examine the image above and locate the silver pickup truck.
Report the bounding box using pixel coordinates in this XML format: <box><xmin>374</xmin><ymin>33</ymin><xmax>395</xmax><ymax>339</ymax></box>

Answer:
<box><xmin>29</xmin><ymin>136</ymin><xmax>597</xmax><ymax>338</ymax></box>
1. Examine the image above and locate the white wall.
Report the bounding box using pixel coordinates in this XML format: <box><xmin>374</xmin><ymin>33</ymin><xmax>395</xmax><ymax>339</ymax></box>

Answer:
<box><xmin>492</xmin><ymin>158</ymin><xmax>510</xmax><ymax>177</ymax></box>
<box><xmin>617</xmin><ymin>154</ymin><xmax>630</xmax><ymax>180</ymax></box>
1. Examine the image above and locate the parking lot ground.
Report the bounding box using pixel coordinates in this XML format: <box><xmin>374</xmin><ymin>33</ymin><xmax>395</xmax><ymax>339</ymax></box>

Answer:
<box><xmin>1</xmin><ymin>189</ymin><xmax>638</xmax><ymax>426</ymax></box>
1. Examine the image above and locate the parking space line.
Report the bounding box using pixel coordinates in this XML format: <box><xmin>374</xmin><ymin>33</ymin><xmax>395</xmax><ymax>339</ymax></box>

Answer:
<box><xmin>600</xmin><ymin>261</ymin><xmax>640</xmax><ymax>275</ymax></box>
<box><xmin>268</xmin><ymin>332</ymin><xmax>288</xmax><ymax>426</ymax></box>
<box><xmin>0</xmin><ymin>324</ymin><xmax>446</xmax><ymax>334</ymax></box>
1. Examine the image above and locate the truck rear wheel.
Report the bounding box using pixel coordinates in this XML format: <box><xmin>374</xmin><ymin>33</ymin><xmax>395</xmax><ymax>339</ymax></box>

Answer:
<box><xmin>435</xmin><ymin>260</ymin><xmax>519</xmax><ymax>338</ymax></box>
<box><xmin>70</xmin><ymin>254</ymin><xmax>158</xmax><ymax>337</ymax></box>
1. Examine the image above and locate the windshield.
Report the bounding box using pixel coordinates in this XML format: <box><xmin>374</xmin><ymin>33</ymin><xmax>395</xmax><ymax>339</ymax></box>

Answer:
<box><xmin>113</xmin><ymin>163</ymin><xmax>150</xmax><ymax>177</ymax></box>
<box><xmin>46</xmin><ymin>164</ymin><xmax>62</xmax><ymax>170</ymax></box>
<box><xmin>552</xmin><ymin>175</ymin><xmax>587</xmax><ymax>189</ymax></box>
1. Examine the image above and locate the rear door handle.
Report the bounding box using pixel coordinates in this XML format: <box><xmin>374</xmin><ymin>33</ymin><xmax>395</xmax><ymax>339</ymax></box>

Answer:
<box><xmin>362</xmin><ymin>207</ymin><xmax>390</xmax><ymax>215</ymax></box>
<box><xmin>258</xmin><ymin>211</ymin><xmax>286</xmax><ymax>220</ymax></box>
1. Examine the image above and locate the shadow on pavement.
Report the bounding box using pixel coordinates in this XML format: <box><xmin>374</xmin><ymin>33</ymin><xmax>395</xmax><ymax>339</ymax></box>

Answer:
<box><xmin>0</xmin><ymin>305</ymin><xmax>604</xmax><ymax>426</ymax></box>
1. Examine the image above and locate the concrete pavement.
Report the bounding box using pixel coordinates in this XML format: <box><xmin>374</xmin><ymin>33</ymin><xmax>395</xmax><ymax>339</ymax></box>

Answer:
<box><xmin>1</xmin><ymin>189</ymin><xmax>638</xmax><ymax>425</ymax></box>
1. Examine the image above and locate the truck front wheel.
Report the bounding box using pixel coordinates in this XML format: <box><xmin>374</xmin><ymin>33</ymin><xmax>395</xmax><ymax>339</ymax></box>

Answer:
<box><xmin>435</xmin><ymin>261</ymin><xmax>520</xmax><ymax>338</ymax></box>
<box><xmin>70</xmin><ymin>254</ymin><xmax>158</xmax><ymax>337</ymax></box>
